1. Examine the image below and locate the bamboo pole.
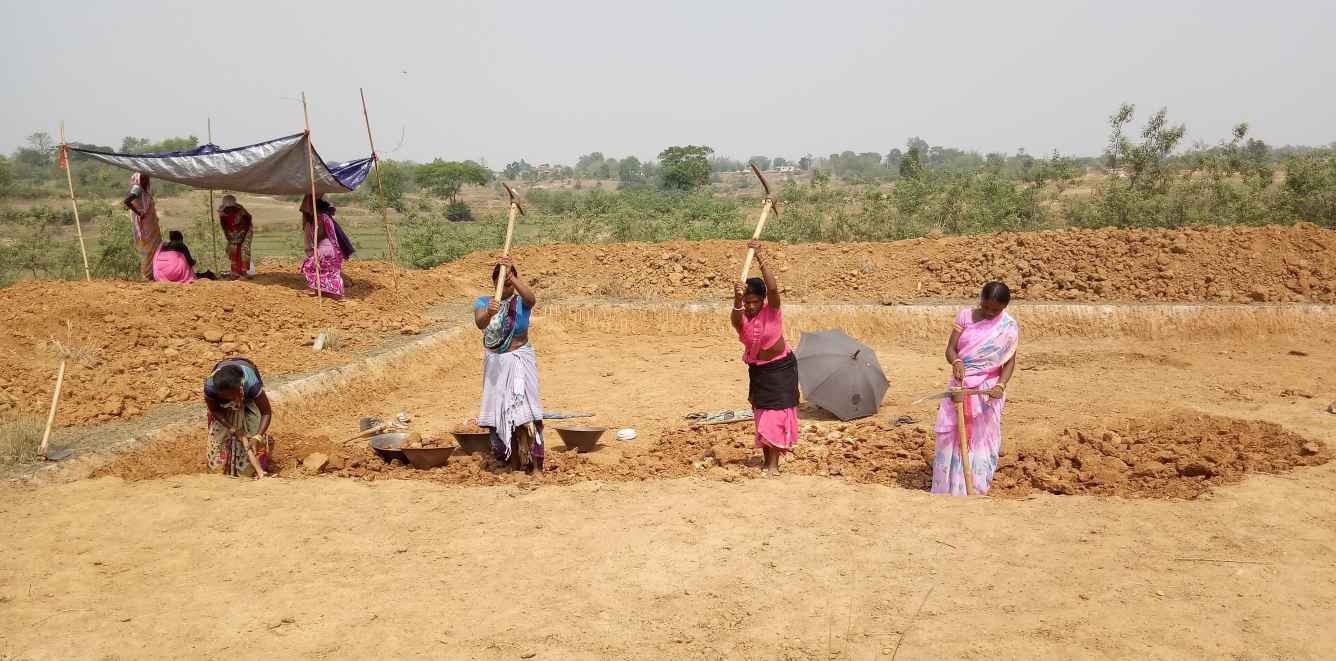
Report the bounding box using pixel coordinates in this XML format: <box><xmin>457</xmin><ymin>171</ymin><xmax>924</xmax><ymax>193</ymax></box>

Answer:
<box><xmin>58</xmin><ymin>123</ymin><xmax>92</xmax><ymax>280</ymax></box>
<box><xmin>207</xmin><ymin>118</ymin><xmax>220</xmax><ymax>271</ymax></box>
<box><xmin>359</xmin><ymin>88</ymin><xmax>399</xmax><ymax>292</ymax></box>
<box><xmin>38</xmin><ymin>361</ymin><xmax>67</xmax><ymax>460</ymax></box>
<box><xmin>301</xmin><ymin>92</ymin><xmax>322</xmax><ymax>300</ymax></box>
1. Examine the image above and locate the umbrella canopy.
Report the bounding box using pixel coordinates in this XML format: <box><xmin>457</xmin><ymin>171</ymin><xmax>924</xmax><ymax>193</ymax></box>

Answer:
<box><xmin>795</xmin><ymin>330</ymin><xmax>890</xmax><ymax>420</ymax></box>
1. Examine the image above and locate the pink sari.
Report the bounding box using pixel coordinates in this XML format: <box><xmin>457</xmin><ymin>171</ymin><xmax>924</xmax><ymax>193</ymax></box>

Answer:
<box><xmin>151</xmin><ymin>248</ymin><xmax>196</xmax><ymax>284</ymax></box>
<box><xmin>739</xmin><ymin>302</ymin><xmax>799</xmax><ymax>451</ymax></box>
<box><xmin>301</xmin><ymin>212</ymin><xmax>344</xmax><ymax>297</ymax></box>
<box><xmin>932</xmin><ymin>308</ymin><xmax>1019</xmax><ymax>495</ymax></box>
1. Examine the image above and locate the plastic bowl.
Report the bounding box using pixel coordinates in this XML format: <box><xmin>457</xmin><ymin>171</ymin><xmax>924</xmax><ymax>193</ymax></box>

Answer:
<box><xmin>553</xmin><ymin>426</ymin><xmax>608</xmax><ymax>452</ymax></box>
<box><xmin>401</xmin><ymin>445</ymin><xmax>456</xmax><ymax>470</ymax></box>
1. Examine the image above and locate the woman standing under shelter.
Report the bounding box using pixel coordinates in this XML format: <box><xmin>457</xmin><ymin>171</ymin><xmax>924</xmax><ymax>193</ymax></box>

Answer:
<box><xmin>218</xmin><ymin>194</ymin><xmax>255</xmax><ymax>278</ymax></box>
<box><xmin>299</xmin><ymin>195</ymin><xmax>345</xmax><ymax>298</ymax></box>
<box><xmin>123</xmin><ymin>172</ymin><xmax>161</xmax><ymax>280</ymax></box>
<box><xmin>731</xmin><ymin>240</ymin><xmax>800</xmax><ymax>476</ymax></box>
<box><xmin>932</xmin><ymin>281</ymin><xmax>1019</xmax><ymax>495</ymax></box>
<box><xmin>473</xmin><ymin>256</ymin><xmax>544</xmax><ymax>474</ymax></box>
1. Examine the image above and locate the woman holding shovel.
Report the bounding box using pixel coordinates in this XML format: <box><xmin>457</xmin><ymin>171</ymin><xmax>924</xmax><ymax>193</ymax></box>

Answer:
<box><xmin>732</xmin><ymin>240</ymin><xmax>800</xmax><ymax>476</ymax></box>
<box><xmin>473</xmin><ymin>256</ymin><xmax>545</xmax><ymax>475</ymax></box>
<box><xmin>932</xmin><ymin>282</ymin><xmax>1018</xmax><ymax>495</ymax></box>
<box><xmin>203</xmin><ymin>357</ymin><xmax>274</xmax><ymax>479</ymax></box>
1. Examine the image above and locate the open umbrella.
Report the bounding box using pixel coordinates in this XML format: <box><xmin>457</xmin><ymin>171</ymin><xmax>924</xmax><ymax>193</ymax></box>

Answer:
<box><xmin>795</xmin><ymin>330</ymin><xmax>889</xmax><ymax>420</ymax></box>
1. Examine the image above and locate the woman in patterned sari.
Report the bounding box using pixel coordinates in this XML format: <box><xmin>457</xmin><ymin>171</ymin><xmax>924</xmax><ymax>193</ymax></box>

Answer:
<box><xmin>122</xmin><ymin>172</ymin><xmax>161</xmax><ymax>280</ymax></box>
<box><xmin>299</xmin><ymin>196</ymin><xmax>345</xmax><ymax>298</ymax></box>
<box><xmin>932</xmin><ymin>281</ymin><xmax>1019</xmax><ymax>495</ymax></box>
<box><xmin>473</xmin><ymin>256</ymin><xmax>544</xmax><ymax>475</ymax></box>
<box><xmin>203</xmin><ymin>357</ymin><xmax>274</xmax><ymax>479</ymax></box>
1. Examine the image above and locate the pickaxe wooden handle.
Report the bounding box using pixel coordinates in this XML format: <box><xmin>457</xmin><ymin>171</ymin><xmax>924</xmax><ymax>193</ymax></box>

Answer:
<box><xmin>494</xmin><ymin>183</ymin><xmax>526</xmax><ymax>301</ymax></box>
<box><xmin>739</xmin><ymin>164</ymin><xmax>778</xmax><ymax>281</ymax></box>
<box><xmin>39</xmin><ymin>361</ymin><xmax>66</xmax><ymax>460</ymax></box>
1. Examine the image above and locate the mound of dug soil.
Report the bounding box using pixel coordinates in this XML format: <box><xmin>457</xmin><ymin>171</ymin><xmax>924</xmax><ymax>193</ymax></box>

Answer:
<box><xmin>993</xmin><ymin>415</ymin><xmax>1329</xmax><ymax>499</ymax></box>
<box><xmin>0</xmin><ymin>262</ymin><xmax>463</xmax><ymax>426</ymax></box>
<box><xmin>93</xmin><ymin>413</ymin><xmax>1326</xmax><ymax>499</ymax></box>
<box><xmin>441</xmin><ymin>223</ymin><xmax>1336</xmax><ymax>304</ymax></box>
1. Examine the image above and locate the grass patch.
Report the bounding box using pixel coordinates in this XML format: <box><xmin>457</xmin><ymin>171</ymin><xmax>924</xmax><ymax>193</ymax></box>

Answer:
<box><xmin>0</xmin><ymin>416</ymin><xmax>44</xmax><ymax>466</ymax></box>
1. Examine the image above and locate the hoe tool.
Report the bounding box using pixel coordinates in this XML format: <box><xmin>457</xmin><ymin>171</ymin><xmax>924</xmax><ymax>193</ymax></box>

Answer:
<box><xmin>494</xmin><ymin>183</ymin><xmax>527</xmax><ymax>301</ymax></box>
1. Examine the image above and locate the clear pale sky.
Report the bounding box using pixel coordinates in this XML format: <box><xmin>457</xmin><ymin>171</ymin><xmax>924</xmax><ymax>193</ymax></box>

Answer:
<box><xmin>2</xmin><ymin>0</ymin><xmax>1332</xmax><ymax>166</ymax></box>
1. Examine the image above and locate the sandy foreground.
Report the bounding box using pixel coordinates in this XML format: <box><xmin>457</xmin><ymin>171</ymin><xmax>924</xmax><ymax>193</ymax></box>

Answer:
<box><xmin>2</xmin><ymin>468</ymin><xmax>1334</xmax><ymax>661</ymax></box>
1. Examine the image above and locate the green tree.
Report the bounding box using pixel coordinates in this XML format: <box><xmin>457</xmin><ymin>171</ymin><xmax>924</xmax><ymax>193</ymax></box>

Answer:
<box><xmin>503</xmin><ymin>159</ymin><xmax>530</xmax><ymax>180</ymax></box>
<box><xmin>1105</xmin><ymin>103</ymin><xmax>1185</xmax><ymax>191</ymax></box>
<box><xmin>899</xmin><ymin>145</ymin><xmax>924</xmax><ymax>179</ymax></box>
<box><xmin>415</xmin><ymin>159</ymin><xmax>490</xmax><ymax>203</ymax></box>
<box><xmin>773</xmin><ymin>157</ymin><xmax>789</xmax><ymax>168</ymax></box>
<box><xmin>618</xmin><ymin>156</ymin><xmax>644</xmax><ymax>183</ymax></box>
<box><xmin>797</xmin><ymin>154</ymin><xmax>813</xmax><ymax>170</ymax></box>
<box><xmin>363</xmin><ymin>159</ymin><xmax>411</xmax><ymax>211</ymax></box>
<box><xmin>748</xmin><ymin>155</ymin><xmax>772</xmax><ymax>171</ymax></box>
<box><xmin>0</xmin><ymin>155</ymin><xmax>13</xmax><ymax>197</ymax></box>
<box><xmin>575</xmin><ymin>152</ymin><xmax>606</xmax><ymax>178</ymax></box>
<box><xmin>657</xmin><ymin>145</ymin><xmax>714</xmax><ymax>191</ymax></box>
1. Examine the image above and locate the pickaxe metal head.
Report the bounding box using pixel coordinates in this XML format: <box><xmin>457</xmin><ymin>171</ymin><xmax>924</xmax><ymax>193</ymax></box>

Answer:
<box><xmin>750</xmin><ymin>163</ymin><xmax>779</xmax><ymax>215</ymax></box>
<box><xmin>502</xmin><ymin>182</ymin><xmax>526</xmax><ymax>216</ymax></box>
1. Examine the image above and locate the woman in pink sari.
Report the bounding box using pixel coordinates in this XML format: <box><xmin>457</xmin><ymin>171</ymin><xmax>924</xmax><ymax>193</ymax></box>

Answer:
<box><xmin>299</xmin><ymin>196</ymin><xmax>344</xmax><ymax>298</ymax></box>
<box><xmin>932</xmin><ymin>282</ymin><xmax>1019</xmax><ymax>495</ymax></box>
<box><xmin>122</xmin><ymin>172</ymin><xmax>161</xmax><ymax>280</ymax></box>
<box><xmin>731</xmin><ymin>240</ymin><xmax>800</xmax><ymax>476</ymax></box>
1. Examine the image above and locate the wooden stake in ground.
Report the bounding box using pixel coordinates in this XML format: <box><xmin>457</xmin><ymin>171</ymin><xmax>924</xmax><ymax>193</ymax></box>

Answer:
<box><xmin>301</xmin><ymin>92</ymin><xmax>322</xmax><ymax>300</ymax></box>
<box><xmin>953</xmin><ymin>389</ymin><xmax>976</xmax><ymax>496</ymax></box>
<box><xmin>39</xmin><ymin>361</ymin><xmax>67</xmax><ymax>460</ymax></box>
<box><xmin>57</xmin><ymin>124</ymin><xmax>91</xmax><ymax>280</ymax></box>
<box><xmin>359</xmin><ymin>88</ymin><xmax>400</xmax><ymax>292</ymax></box>
<box><xmin>207</xmin><ymin>118</ymin><xmax>220</xmax><ymax>270</ymax></box>
<box><xmin>739</xmin><ymin>163</ymin><xmax>778</xmax><ymax>281</ymax></box>
<box><xmin>494</xmin><ymin>183</ymin><xmax>526</xmax><ymax>301</ymax></box>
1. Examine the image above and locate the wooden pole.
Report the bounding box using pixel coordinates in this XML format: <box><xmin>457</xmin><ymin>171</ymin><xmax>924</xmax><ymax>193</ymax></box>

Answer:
<box><xmin>58</xmin><ymin>123</ymin><xmax>92</xmax><ymax>280</ymax></box>
<box><xmin>494</xmin><ymin>201</ymin><xmax>519</xmax><ymax>301</ymax></box>
<box><xmin>953</xmin><ymin>392</ymin><xmax>975</xmax><ymax>496</ymax></box>
<box><xmin>738</xmin><ymin>199</ymin><xmax>774</xmax><ymax>281</ymax></box>
<box><xmin>359</xmin><ymin>88</ymin><xmax>399</xmax><ymax>292</ymax></box>
<box><xmin>207</xmin><ymin>118</ymin><xmax>220</xmax><ymax>271</ymax></box>
<box><xmin>39</xmin><ymin>361</ymin><xmax>67</xmax><ymax>459</ymax></box>
<box><xmin>301</xmin><ymin>92</ymin><xmax>322</xmax><ymax>300</ymax></box>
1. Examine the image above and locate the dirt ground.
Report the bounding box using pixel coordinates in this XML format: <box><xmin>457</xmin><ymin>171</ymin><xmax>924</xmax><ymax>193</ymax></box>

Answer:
<box><xmin>3</xmin><ymin>224</ymin><xmax>1334</xmax><ymax>430</ymax></box>
<box><xmin>3</xmin><ymin>228</ymin><xmax>1336</xmax><ymax>660</ymax></box>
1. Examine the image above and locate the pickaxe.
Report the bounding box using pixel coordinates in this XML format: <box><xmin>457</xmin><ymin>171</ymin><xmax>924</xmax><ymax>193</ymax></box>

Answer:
<box><xmin>494</xmin><ymin>183</ymin><xmax>527</xmax><ymax>301</ymax></box>
<box><xmin>738</xmin><ymin>163</ymin><xmax>779</xmax><ymax>281</ymax></box>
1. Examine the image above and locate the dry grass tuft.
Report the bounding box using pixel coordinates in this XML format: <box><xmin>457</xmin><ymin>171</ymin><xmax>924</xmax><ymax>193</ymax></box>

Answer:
<box><xmin>0</xmin><ymin>416</ymin><xmax>44</xmax><ymax>466</ymax></box>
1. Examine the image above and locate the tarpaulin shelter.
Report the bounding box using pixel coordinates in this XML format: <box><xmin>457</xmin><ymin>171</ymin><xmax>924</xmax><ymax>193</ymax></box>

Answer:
<box><xmin>67</xmin><ymin>132</ymin><xmax>374</xmax><ymax>195</ymax></box>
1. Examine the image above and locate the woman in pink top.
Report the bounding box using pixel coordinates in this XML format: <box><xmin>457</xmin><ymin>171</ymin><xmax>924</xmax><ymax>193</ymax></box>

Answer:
<box><xmin>731</xmin><ymin>240</ymin><xmax>800</xmax><ymax>476</ymax></box>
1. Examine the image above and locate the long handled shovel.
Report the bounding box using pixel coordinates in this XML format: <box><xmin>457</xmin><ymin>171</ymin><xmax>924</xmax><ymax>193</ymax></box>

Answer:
<box><xmin>494</xmin><ymin>183</ymin><xmax>526</xmax><ymax>301</ymax></box>
<box><xmin>738</xmin><ymin>163</ymin><xmax>778</xmax><ymax>280</ymax></box>
<box><xmin>952</xmin><ymin>388</ymin><xmax>976</xmax><ymax>496</ymax></box>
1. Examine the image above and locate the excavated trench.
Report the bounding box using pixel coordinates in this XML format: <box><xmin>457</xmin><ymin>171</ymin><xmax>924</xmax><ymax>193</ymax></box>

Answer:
<box><xmin>84</xmin><ymin>302</ymin><xmax>1336</xmax><ymax>498</ymax></box>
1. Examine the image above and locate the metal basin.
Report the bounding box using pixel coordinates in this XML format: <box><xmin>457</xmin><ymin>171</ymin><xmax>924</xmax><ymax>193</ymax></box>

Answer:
<box><xmin>553</xmin><ymin>426</ymin><xmax>607</xmax><ymax>452</ymax></box>
<box><xmin>452</xmin><ymin>431</ymin><xmax>492</xmax><ymax>455</ymax></box>
<box><xmin>401</xmin><ymin>446</ymin><xmax>455</xmax><ymax>470</ymax></box>
<box><xmin>369</xmin><ymin>432</ymin><xmax>410</xmax><ymax>463</ymax></box>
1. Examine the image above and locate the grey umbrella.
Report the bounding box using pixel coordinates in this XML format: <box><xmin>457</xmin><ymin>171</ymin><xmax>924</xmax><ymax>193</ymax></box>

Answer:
<box><xmin>795</xmin><ymin>330</ymin><xmax>890</xmax><ymax>420</ymax></box>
